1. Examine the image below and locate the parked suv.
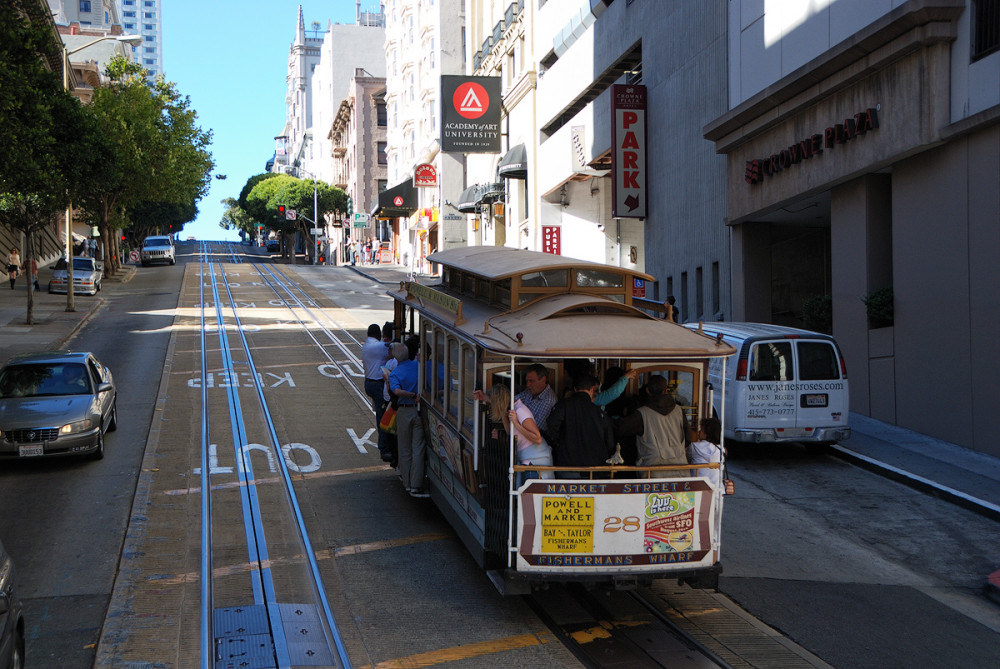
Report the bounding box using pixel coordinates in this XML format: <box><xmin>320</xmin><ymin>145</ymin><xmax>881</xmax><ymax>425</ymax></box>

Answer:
<box><xmin>140</xmin><ymin>235</ymin><xmax>175</xmax><ymax>266</ymax></box>
<box><xmin>0</xmin><ymin>538</ymin><xmax>25</xmax><ymax>669</ymax></box>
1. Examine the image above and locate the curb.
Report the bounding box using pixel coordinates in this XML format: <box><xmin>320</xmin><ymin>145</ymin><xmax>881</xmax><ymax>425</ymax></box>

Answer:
<box><xmin>831</xmin><ymin>444</ymin><xmax>1000</xmax><ymax>523</ymax></box>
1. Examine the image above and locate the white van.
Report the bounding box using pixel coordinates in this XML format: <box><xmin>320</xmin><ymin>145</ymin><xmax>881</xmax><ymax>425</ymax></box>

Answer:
<box><xmin>684</xmin><ymin>323</ymin><xmax>850</xmax><ymax>445</ymax></box>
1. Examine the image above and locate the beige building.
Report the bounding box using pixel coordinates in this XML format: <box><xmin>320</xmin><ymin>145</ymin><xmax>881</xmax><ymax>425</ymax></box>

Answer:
<box><xmin>706</xmin><ymin>0</ymin><xmax>1000</xmax><ymax>456</ymax></box>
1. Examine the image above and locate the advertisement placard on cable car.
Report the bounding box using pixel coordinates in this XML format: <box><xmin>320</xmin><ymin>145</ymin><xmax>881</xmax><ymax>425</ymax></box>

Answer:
<box><xmin>516</xmin><ymin>477</ymin><xmax>718</xmax><ymax>573</ymax></box>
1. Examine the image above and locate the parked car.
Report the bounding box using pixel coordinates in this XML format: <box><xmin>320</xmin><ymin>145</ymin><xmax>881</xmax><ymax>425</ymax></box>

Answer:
<box><xmin>0</xmin><ymin>538</ymin><xmax>24</xmax><ymax>669</ymax></box>
<box><xmin>48</xmin><ymin>256</ymin><xmax>102</xmax><ymax>295</ymax></box>
<box><xmin>140</xmin><ymin>235</ymin><xmax>175</xmax><ymax>266</ymax></box>
<box><xmin>0</xmin><ymin>351</ymin><xmax>117</xmax><ymax>460</ymax></box>
<box><xmin>265</xmin><ymin>239</ymin><xmax>280</xmax><ymax>253</ymax></box>
<box><xmin>683</xmin><ymin>322</ymin><xmax>851</xmax><ymax>446</ymax></box>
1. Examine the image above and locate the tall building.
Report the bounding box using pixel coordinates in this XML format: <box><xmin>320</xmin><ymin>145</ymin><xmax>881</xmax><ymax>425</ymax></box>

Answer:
<box><xmin>377</xmin><ymin>0</ymin><xmax>466</xmax><ymax>272</ymax></box>
<box><xmin>705</xmin><ymin>0</ymin><xmax>1000</xmax><ymax>457</ymax></box>
<box><xmin>117</xmin><ymin>0</ymin><xmax>162</xmax><ymax>77</ymax></box>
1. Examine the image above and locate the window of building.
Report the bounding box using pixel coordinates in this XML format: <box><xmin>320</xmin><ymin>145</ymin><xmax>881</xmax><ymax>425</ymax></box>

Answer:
<box><xmin>124</xmin><ymin>22</ymin><xmax>135</xmax><ymax>29</ymax></box>
<box><xmin>79</xmin><ymin>0</ymin><xmax>91</xmax><ymax>12</ymax></box>
<box><xmin>144</xmin><ymin>46</ymin><xmax>156</xmax><ymax>53</ymax></box>
<box><xmin>696</xmin><ymin>266</ymin><xmax>704</xmax><ymax>321</ymax></box>
<box><xmin>377</xmin><ymin>179</ymin><xmax>387</xmax><ymax>193</ymax></box>
<box><xmin>144</xmin><ymin>24</ymin><xmax>154</xmax><ymax>30</ymax></box>
<box><xmin>143</xmin><ymin>58</ymin><xmax>155</xmax><ymax>65</ymax></box>
<box><xmin>377</xmin><ymin>141</ymin><xmax>387</xmax><ymax>165</ymax></box>
<box><xmin>124</xmin><ymin>10</ymin><xmax>136</xmax><ymax>17</ymax></box>
<box><xmin>144</xmin><ymin>35</ymin><xmax>154</xmax><ymax>41</ymax></box>
<box><xmin>973</xmin><ymin>0</ymin><xmax>1000</xmax><ymax>61</ymax></box>
<box><xmin>144</xmin><ymin>12</ymin><xmax>155</xmax><ymax>18</ymax></box>
<box><xmin>711</xmin><ymin>262</ymin><xmax>720</xmax><ymax>317</ymax></box>
<box><xmin>123</xmin><ymin>0</ymin><xmax>135</xmax><ymax>4</ymax></box>
<box><xmin>680</xmin><ymin>272</ymin><xmax>688</xmax><ymax>322</ymax></box>
<box><xmin>376</xmin><ymin>102</ymin><xmax>387</xmax><ymax>126</ymax></box>
<box><xmin>144</xmin><ymin>0</ymin><xmax>155</xmax><ymax>6</ymax></box>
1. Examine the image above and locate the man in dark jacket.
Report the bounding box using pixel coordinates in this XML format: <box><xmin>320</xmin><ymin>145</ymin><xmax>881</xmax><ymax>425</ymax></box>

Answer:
<box><xmin>615</xmin><ymin>375</ymin><xmax>688</xmax><ymax>475</ymax></box>
<box><xmin>545</xmin><ymin>374</ymin><xmax>616</xmax><ymax>476</ymax></box>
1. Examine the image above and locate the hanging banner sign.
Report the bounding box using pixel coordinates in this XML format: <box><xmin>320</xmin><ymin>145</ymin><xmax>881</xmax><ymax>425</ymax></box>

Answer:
<box><xmin>611</xmin><ymin>84</ymin><xmax>647</xmax><ymax>219</ymax></box>
<box><xmin>440</xmin><ymin>75</ymin><xmax>502</xmax><ymax>153</ymax></box>
<box><xmin>542</xmin><ymin>226</ymin><xmax>561</xmax><ymax>255</ymax></box>
<box><xmin>413</xmin><ymin>163</ymin><xmax>438</xmax><ymax>187</ymax></box>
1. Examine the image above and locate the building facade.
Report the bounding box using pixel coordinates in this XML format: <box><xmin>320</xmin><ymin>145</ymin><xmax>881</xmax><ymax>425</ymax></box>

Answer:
<box><xmin>118</xmin><ymin>0</ymin><xmax>160</xmax><ymax>77</ymax></box>
<box><xmin>705</xmin><ymin>0</ymin><xmax>1000</xmax><ymax>456</ymax></box>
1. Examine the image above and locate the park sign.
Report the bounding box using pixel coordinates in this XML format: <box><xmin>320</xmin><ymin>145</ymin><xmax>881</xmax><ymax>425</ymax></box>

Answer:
<box><xmin>611</xmin><ymin>84</ymin><xmax>647</xmax><ymax>219</ymax></box>
<box><xmin>441</xmin><ymin>75</ymin><xmax>501</xmax><ymax>153</ymax></box>
<box><xmin>352</xmin><ymin>212</ymin><xmax>370</xmax><ymax>228</ymax></box>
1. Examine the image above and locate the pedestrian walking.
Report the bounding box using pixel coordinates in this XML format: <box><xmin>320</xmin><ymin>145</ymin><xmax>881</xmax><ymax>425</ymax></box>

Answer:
<box><xmin>7</xmin><ymin>247</ymin><xmax>21</xmax><ymax>290</ymax></box>
<box><xmin>23</xmin><ymin>257</ymin><xmax>40</xmax><ymax>291</ymax></box>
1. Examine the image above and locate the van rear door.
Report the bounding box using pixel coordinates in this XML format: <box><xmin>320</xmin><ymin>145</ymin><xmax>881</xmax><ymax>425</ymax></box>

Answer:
<box><xmin>742</xmin><ymin>340</ymin><xmax>797</xmax><ymax>431</ymax></box>
<box><xmin>794</xmin><ymin>340</ymin><xmax>848</xmax><ymax>430</ymax></box>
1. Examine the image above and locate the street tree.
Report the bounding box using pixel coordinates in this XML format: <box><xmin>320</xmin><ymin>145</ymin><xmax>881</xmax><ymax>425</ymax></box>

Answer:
<box><xmin>272</xmin><ymin>178</ymin><xmax>348</xmax><ymax>264</ymax></box>
<box><xmin>77</xmin><ymin>56</ymin><xmax>213</xmax><ymax>276</ymax></box>
<box><xmin>220</xmin><ymin>197</ymin><xmax>256</xmax><ymax>239</ymax></box>
<box><xmin>0</xmin><ymin>0</ymin><xmax>99</xmax><ymax>323</ymax></box>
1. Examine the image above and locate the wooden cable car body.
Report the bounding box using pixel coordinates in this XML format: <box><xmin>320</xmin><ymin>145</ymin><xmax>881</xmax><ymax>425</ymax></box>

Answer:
<box><xmin>388</xmin><ymin>247</ymin><xmax>736</xmax><ymax>594</ymax></box>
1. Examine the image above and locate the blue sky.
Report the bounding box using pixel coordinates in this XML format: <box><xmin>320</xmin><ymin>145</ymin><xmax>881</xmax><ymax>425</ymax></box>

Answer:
<box><xmin>161</xmin><ymin>1</ymin><xmax>360</xmax><ymax>240</ymax></box>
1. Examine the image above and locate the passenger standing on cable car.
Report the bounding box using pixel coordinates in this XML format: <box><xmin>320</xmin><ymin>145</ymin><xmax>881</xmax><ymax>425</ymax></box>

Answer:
<box><xmin>545</xmin><ymin>374</ymin><xmax>616</xmax><ymax>478</ymax></box>
<box><xmin>473</xmin><ymin>363</ymin><xmax>558</xmax><ymax>432</ymax></box>
<box><xmin>614</xmin><ymin>375</ymin><xmax>689</xmax><ymax>477</ymax></box>
<box><xmin>362</xmin><ymin>324</ymin><xmax>391</xmax><ymax>461</ymax></box>
<box><xmin>390</xmin><ymin>337</ymin><xmax>429</xmax><ymax>497</ymax></box>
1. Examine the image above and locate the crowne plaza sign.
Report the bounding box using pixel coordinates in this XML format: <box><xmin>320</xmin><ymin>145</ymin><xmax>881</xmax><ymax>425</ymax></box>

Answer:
<box><xmin>745</xmin><ymin>107</ymin><xmax>880</xmax><ymax>185</ymax></box>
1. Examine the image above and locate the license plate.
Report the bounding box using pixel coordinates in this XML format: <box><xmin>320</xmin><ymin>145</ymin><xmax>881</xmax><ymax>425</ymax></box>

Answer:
<box><xmin>802</xmin><ymin>393</ymin><xmax>828</xmax><ymax>408</ymax></box>
<box><xmin>18</xmin><ymin>444</ymin><xmax>44</xmax><ymax>457</ymax></box>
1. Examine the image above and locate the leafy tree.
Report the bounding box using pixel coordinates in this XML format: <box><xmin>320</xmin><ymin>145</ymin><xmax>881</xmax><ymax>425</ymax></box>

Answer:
<box><xmin>220</xmin><ymin>197</ymin><xmax>256</xmax><ymax>237</ymax></box>
<box><xmin>0</xmin><ymin>0</ymin><xmax>99</xmax><ymax>322</ymax></box>
<box><xmin>77</xmin><ymin>56</ymin><xmax>213</xmax><ymax>276</ymax></box>
<box><xmin>244</xmin><ymin>176</ymin><xmax>346</xmax><ymax>263</ymax></box>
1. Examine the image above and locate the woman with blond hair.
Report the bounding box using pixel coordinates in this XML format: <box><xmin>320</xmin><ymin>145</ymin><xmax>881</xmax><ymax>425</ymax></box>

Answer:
<box><xmin>488</xmin><ymin>382</ymin><xmax>554</xmax><ymax>482</ymax></box>
<box><xmin>7</xmin><ymin>247</ymin><xmax>21</xmax><ymax>290</ymax></box>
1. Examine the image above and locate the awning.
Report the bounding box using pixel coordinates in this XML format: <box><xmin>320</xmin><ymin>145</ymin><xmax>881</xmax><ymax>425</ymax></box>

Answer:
<box><xmin>371</xmin><ymin>179</ymin><xmax>418</xmax><ymax>217</ymax></box>
<box><xmin>456</xmin><ymin>185</ymin><xmax>481</xmax><ymax>213</ymax></box>
<box><xmin>497</xmin><ymin>143</ymin><xmax>527</xmax><ymax>179</ymax></box>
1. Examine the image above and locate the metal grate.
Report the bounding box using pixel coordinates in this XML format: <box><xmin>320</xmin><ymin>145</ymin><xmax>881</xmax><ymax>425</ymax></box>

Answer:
<box><xmin>481</xmin><ymin>417</ymin><xmax>511</xmax><ymax>569</ymax></box>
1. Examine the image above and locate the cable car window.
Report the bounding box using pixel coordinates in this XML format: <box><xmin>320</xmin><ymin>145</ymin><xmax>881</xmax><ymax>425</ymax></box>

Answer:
<box><xmin>421</xmin><ymin>323</ymin><xmax>434</xmax><ymax>394</ymax></box>
<box><xmin>797</xmin><ymin>341</ymin><xmax>839</xmax><ymax>380</ymax></box>
<box><xmin>462</xmin><ymin>273</ymin><xmax>476</xmax><ymax>295</ymax></box>
<box><xmin>518</xmin><ymin>292</ymin><xmax>542</xmax><ymax>306</ymax></box>
<box><xmin>494</xmin><ymin>278</ymin><xmax>511</xmax><ymax>308</ymax></box>
<box><xmin>476</xmin><ymin>278</ymin><xmax>491</xmax><ymax>301</ymax></box>
<box><xmin>462</xmin><ymin>346</ymin><xmax>476</xmax><ymax>430</ymax></box>
<box><xmin>448</xmin><ymin>337</ymin><xmax>460</xmax><ymax>418</ymax></box>
<box><xmin>520</xmin><ymin>269</ymin><xmax>568</xmax><ymax>288</ymax></box>
<box><xmin>433</xmin><ymin>328</ymin><xmax>446</xmax><ymax>407</ymax></box>
<box><xmin>575</xmin><ymin>269</ymin><xmax>623</xmax><ymax>288</ymax></box>
<box><xmin>749</xmin><ymin>342</ymin><xmax>793</xmax><ymax>381</ymax></box>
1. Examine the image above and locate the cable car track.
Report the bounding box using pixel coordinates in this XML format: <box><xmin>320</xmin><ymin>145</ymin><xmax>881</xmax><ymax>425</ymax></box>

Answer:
<box><xmin>195</xmin><ymin>242</ymin><xmax>353</xmax><ymax>669</ymax></box>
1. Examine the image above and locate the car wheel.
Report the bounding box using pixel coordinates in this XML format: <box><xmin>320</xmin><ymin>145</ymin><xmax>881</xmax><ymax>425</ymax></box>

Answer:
<box><xmin>48</xmin><ymin>283</ymin><xmax>53</xmax><ymax>293</ymax></box>
<box><xmin>141</xmin><ymin>261</ymin><xmax>148</xmax><ymax>267</ymax></box>
<box><xmin>89</xmin><ymin>430</ymin><xmax>105</xmax><ymax>460</ymax></box>
<box><xmin>170</xmin><ymin>257</ymin><xmax>176</xmax><ymax>265</ymax></box>
<box><xmin>108</xmin><ymin>398</ymin><xmax>118</xmax><ymax>432</ymax></box>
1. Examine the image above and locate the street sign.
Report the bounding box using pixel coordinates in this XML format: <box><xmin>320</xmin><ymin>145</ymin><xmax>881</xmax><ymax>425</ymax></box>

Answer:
<box><xmin>352</xmin><ymin>212</ymin><xmax>370</xmax><ymax>228</ymax></box>
<box><xmin>311</xmin><ymin>228</ymin><xmax>322</xmax><ymax>235</ymax></box>
<box><xmin>286</xmin><ymin>209</ymin><xmax>297</xmax><ymax>220</ymax></box>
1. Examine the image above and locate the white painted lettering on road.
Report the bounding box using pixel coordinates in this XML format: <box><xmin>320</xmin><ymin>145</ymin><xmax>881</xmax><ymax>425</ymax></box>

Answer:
<box><xmin>317</xmin><ymin>362</ymin><xmax>363</xmax><ymax>379</ymax></box>
<box><xmin>347</xmin><ymin>428</ymin><xmax>376</xmax><ymax>454</ymax></box>
<box><xmin>187</xmin><ymin>371</ymin><xmax>296</xmax><ymax>389</ymax></box>
<box><xmin>193</xmin><ymin>442</ymin><xmax>322</xmax><ymax>474</ymax></box>
<box><xmin>281</xmin><ymin>443</ymin><xmax>322</xmax><ymax>473</ymax></box>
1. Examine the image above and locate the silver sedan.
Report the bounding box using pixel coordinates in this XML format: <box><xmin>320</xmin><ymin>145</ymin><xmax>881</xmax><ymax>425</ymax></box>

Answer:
<box><xmin>0</xmin><ymin>351</ymin><xmax>117</xmax><ymax>460</ymax></box>
<box><xmin>48</xmin><ymin>257</ymin><xmax>103</xmax><ymax>295</ymax></box>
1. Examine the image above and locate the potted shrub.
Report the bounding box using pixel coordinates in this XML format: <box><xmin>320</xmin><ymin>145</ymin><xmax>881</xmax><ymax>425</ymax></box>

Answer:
<box><xmin>863</xmin><ymin>287</ymin><xmax>894</xmax><ymax>329</ymax></box>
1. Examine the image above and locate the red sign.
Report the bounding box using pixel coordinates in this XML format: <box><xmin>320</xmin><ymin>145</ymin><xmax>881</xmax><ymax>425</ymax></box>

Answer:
<box><xmin>393</xmin><ymin>196</ymin><xmax>403</xmax><ymax>207</ymax></box>
<box><xmin>452</xmin><ymin>82</ymin><xmax>489</xmax><ymax>119</ymax></box>
<box><xmin>632</xmin><ymin>278</ymin><xmax>646</xmax><ymax>298</ymax></box>
<box><xmin>413</xmin><ymin>163</ymin><xmax>438</xmax><ymax>187</ymax></box>
<box><xmin>611</xmin><ymin>84</ymin><xmax>647</xmax><ymax>219</ymax></box>
<box><xmin>542</xmin><ymin>226</ymin><xmax>561</xmax><ymax>255</ymax></box>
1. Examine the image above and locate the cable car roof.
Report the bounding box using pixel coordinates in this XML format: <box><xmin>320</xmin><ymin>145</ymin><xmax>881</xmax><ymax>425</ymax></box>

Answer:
<box><xmin>426</xmin><ymin>246</ymin><xmax>655</xmax><ymax>283</ymax></box>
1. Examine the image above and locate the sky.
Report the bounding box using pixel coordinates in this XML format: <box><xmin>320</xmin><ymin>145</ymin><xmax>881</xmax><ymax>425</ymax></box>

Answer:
<box><xmin>161</xmin><ymin>1</ymin><xmax>362</xmax><ymax>241</ymax></box>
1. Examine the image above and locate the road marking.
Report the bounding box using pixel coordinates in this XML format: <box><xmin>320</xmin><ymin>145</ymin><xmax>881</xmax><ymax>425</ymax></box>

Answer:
<box><xmin>164</xmin><ymin>464</ymin><xmax>389</xmax><ymax>495</ymax></box>
<box><xmin>151</xmin><ymin>533</ymin><xmax>451</xmax><ymax>585</ymax></box>
<box><xmin>361</xmin><ymin>632</ymin><xmax>557</xmax><ymax>668</ymax></box>
<box><xmin>347</xmin><ymin>428</ymin><xmax>377</xmax><ymax>453</ymax></box>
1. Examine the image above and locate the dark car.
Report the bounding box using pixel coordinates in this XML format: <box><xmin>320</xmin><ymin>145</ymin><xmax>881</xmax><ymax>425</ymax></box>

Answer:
<box><xmin>265</xmin><ymin>239</ymin><xmax>280</xmax><ymax>253</ymax></box>
<box><xmin>0</xmin><ymin>538</ymin><xmax>24</xmax><ymax>669</ymax></box>
<box><xmin>0</xmin><ymin>351</ymin><xmax>117</xmax><ymax>460</ymax></box>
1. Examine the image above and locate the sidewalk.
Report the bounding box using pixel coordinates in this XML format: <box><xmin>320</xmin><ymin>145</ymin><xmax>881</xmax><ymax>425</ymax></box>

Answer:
<box><xmin>0</xmin><ymin>261</ymin><xmax>135</xmax><ymax>357</ymax></box>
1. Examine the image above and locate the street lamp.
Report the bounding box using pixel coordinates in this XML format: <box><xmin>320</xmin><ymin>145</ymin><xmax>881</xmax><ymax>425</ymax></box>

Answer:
<box><xmin>61</xmin><ymin>33</ymin><xmax>143</xmax><ymax>312</ymax></box>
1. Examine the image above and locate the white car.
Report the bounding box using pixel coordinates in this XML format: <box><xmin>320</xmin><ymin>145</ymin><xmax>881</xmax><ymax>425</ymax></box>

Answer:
<box><xmin>48</xmin><ymin>257</ymin><xmax>103</xmax><ymax>295</ymax></box>
<box><xmin>140</xmin><ymin>235</ymin><xmax>176</xmax><ymax>266</ymax></box>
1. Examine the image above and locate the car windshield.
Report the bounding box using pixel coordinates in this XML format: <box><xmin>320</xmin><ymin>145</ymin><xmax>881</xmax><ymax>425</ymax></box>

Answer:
<box><xmin>0</xmin><ymin>363</ymin><xmax>92</xmax><ymax>398</ymax></box>
<box><xmin>143</xmin><ymin>238</ymin><xmax>167</xmax><ymax>248</ymax></box>
<box><xmin>72</xmin><ymin>258</ymin><xmax>94</xmax><ymax>271</ymax></box>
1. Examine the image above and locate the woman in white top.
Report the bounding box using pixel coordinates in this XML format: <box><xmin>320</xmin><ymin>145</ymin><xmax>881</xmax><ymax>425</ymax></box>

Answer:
<box><xmin>488</xmin><ymin>382</ymin><xmax>554</xmax><ymax>481</ymax></box>
<box><xmin>688</xmin><ymin>417</ymin><xmax>725</xmax><ymax>491</ymax></box>
<box><xmin>7</xmin><ymin>247</ymin><xmax>20</xmax><ymax>290</ymax></box>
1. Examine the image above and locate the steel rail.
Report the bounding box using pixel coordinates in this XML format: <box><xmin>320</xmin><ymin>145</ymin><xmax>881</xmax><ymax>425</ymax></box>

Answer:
<box><xmin>198</xmin><ymin>242</ymin><xmax>214</xmax><ymax>668</ymax></box>
<box><xmin>213</xmin><ymin>249</ymin><xmax>353</xmax><ymax>669</ymax></box>
<box><xmin>208</xmin><ymin>253</ymin><xmax>293</xmax><ymax>666</ymax></box>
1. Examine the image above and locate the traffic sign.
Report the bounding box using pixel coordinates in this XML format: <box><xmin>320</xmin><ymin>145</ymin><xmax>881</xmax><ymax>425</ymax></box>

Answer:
<box><xmin>286</xmin><ymin>209</ymin><xmax>297</xmax><ymax>220</ymax></box>
<box><xmin>311</xmin><ymin>228</ymin><xmax>322</xmax><ymax>235</ymax></box>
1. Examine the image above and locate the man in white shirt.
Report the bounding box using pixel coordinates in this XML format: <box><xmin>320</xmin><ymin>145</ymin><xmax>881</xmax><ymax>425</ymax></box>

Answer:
<box><xmin>362</xmin><ymin>323</ymin><xmax>390</xmax><ymax>460</ymax></box>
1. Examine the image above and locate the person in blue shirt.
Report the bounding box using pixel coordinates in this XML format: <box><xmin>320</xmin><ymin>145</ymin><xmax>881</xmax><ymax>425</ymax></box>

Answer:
<box><xmin>389</xmin><ymin>338</ymin><xmax>429</xmax><ymax>497</ymax></box>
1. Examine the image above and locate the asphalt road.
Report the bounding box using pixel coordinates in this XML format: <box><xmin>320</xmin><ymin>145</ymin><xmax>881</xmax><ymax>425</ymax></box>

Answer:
<box><xmin>0</xmin><ymin>260</ymin><xmax>181</xmax><ymax>667</ymax></box>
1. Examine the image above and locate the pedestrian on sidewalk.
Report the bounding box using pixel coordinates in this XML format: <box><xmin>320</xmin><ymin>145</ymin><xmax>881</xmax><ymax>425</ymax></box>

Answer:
<box><xmin>7</xmin><ymin>247</ymin><xmax>21</xmax><ymax>290</ymax></box>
